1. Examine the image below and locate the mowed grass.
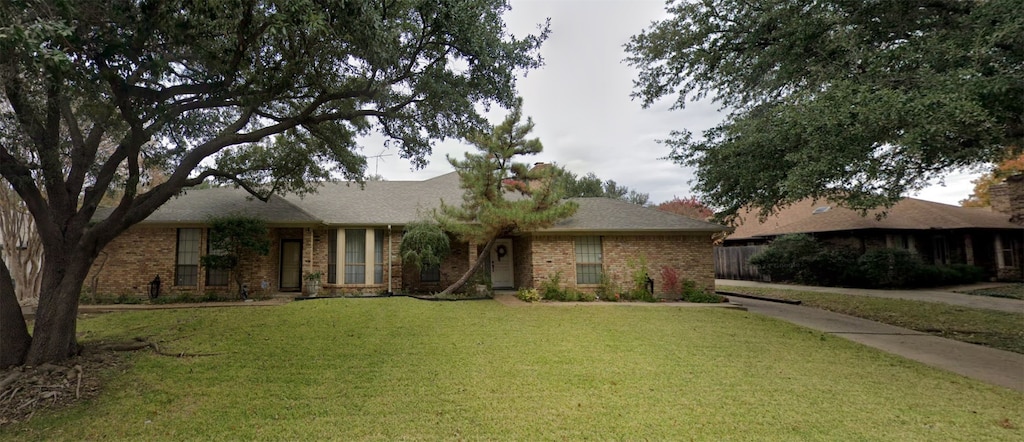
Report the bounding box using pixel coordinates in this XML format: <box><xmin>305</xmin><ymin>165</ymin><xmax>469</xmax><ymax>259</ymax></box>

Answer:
<box><xmin>3</xmin><ymin>299</ymin><xmax>1022</xmax><ymax>441</ymax></box>
<box><xmin>720</xmin><ymin>285</ymin><xmax>1024</xmax><ymax>354</ymax></box>
<box><xmin>959</xmin><ymin>284</ymin><xmax>1024</xmax><ymax>300</ymax></box>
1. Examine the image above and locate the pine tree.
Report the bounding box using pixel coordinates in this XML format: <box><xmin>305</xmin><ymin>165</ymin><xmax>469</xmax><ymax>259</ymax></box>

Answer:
<box><xmin>435</xmin><ymin>99</ymin><xmax>577</xmax><ymax>294</ymax></box>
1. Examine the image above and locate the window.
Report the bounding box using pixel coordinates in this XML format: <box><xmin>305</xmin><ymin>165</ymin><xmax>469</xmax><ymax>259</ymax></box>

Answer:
<box><xmin>344</xmin><ymin>229</ymin><xmax>366</xmax><ymax>284</ymax></box>
<box><xmin>374</xmin><ymin>229</ymin><xmax>385</xmax><ymax>284</ymax></box>
<box><xmin>886</xmin><ymin>234</ymin><xmax>914</xmax><ymax>252</ymax></box>
<box><xmin>175</xmin><ymin>228</ymin><xmax>201</xmax><ymax>286</ymax></box>
<box><xmin>998</xmin><ymin>234</ymin><xmax>1019</xmax><ymax>268</ymax></box>
<box><xmin>420</xmin><ymin>265</ymin><xmax>441</xmax><ymax>282</ymax></box>
<box><xmin>575</xmin><ymin>236</ymin><xmax>603</xmax><ymax>284</ymax></box>
<box><xmin>327</xmin><ymin>229</ymin><xmax>338</xmax><ymax>284</ymax></box>
<box><xmin>932</xmin><ymin>235</ymin><xmax>949</xmax><ymax>265</ymax></box>
<box><xmin>337</xmin><ymin>228</ymin><xmax>389</xmax><ymax>285</ymax></box>
<box><xmin>205</xmin><ymin>230</ymin><xmax>229</xmax><ymax>286</ymax></box>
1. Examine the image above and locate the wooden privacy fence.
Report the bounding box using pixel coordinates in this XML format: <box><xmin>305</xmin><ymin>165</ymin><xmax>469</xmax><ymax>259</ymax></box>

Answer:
<box><xmin>714</xmin><ymin>245</ymin><xmax>768</xmax><ymax>281</ymax></box>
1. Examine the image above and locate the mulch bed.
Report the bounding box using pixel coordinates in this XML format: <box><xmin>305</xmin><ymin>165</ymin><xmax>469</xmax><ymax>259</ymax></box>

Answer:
<box><xmin>0</xmin><ymin>348</ymin><xmax>128</xmax><ymax>426</ymax></box>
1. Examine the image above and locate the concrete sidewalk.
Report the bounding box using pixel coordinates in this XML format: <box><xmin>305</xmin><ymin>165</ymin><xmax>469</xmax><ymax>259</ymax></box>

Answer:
<box><xmin>730</xmin><ymin>295</ymin><xmax>1024</xmax><ymax>392</ymax></box>
<box><xmin>717</xmin><ymin>279</ymin><xmax>1024</xmax><ymax>313</ymax></box>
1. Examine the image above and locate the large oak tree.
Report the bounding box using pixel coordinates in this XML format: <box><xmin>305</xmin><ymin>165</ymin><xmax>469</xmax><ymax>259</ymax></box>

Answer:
<box><xmin>627</xmin><ymin>0</ymin><xmax>1023</xmax><ymax>220</ymax></box>
<box><xmin>0</xmin><ymin>0</ymin><xmax>547</xmax><ymax>367</ymax></box>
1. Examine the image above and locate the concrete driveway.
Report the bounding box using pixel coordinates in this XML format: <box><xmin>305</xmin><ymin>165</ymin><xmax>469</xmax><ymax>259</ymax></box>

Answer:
<box><xmin>717</xmin><ymin>279</ymin><xmax>1024</xmax><ymax>313</ymax></box>
<box><xmin>717</xmin><ymin>280</ymin><xmax>1024</xmax><ymax>392</ymax></box>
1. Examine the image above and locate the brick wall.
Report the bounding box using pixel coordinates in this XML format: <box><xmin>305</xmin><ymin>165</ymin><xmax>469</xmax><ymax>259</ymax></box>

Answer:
<box><xmin>527</xmin><ymin>233</ymin><xmax>716</xmax><ymax>297</ymax></box>
<box><xmin>91</xmin><ymin>227</ymin><xmax>719</xmax><ymax>299</ymax></box>
<box><xmin>528</xmin><ymin>236</ymin><xmax>576</xmax><ymax>290</ymax></box>
<box><xmin>87</xmin><ymin>225</ymin><xmax>283</xmax><ymax>300</ymax></box>
<box><xmin>400</xmin><ymin>236</ymin><xmax>473</xmax><ymax>294</ymax></box>
<box><xmin>603</xmin><ymin>235</ymin><xmax>716</xmax><ymax>296</ymax></box>
<box><xmin>87</xmin><ymin>227</ymin><xmax>178</xmax><ymax>299</ymax></box>
<box><xmin>512</xmin><ymin>236</ymin><xmax>533</xmax><ymax>289</ymax></box>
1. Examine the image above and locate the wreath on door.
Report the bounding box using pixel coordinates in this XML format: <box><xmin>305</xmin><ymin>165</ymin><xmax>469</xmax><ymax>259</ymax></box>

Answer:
<box><xmin>495</xmin><ymin>244</ymin><xmax>508</xmax><ymax>260</ymax></box>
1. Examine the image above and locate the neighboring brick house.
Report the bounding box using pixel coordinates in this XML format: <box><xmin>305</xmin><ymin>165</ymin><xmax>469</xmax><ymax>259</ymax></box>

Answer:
<box><xmin>720</xmin><ymin>196</ymin><xmax>1024</xmax><ymax>282</ymax></box>
<box><xmin>89</xmin><ymin>172</ymin><xmax>727</xmax><ymax>299</ymax></box>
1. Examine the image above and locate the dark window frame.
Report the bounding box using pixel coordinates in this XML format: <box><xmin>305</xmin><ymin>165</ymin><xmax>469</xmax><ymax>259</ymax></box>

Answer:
<box><xmin>175</xmin><ymin>228</ymin><xmax>201</xmax><ymax>286</ymax></box>
<box><xmin>205</xmin><ymin>229</ymin><xmax>230</xmax><ymax>286</ymax></box>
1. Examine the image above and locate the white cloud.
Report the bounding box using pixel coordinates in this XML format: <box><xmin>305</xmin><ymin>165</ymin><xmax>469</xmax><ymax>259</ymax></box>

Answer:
<box><xmin>370</xmin><ymin>0</ymin><xmax>980</xmax><ymax>207</ymax></box>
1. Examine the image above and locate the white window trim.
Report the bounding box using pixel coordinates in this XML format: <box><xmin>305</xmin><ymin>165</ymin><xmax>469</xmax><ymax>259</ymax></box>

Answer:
<box><xmin>337</xmin><ymin>228</ymin><xmax>379</xmax><ymax>285</ymax></box>
<box><xmin>575</xmin><ymin>236</ymin><xmax>603</xmax><ymax>285</ymax></box>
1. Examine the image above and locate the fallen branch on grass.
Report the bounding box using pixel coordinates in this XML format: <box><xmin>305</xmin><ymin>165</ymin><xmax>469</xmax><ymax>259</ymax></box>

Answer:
<box><xmin>96</xmin><ymin>338</ymin><xmax>223</xmax><ymax>358</ymax></box>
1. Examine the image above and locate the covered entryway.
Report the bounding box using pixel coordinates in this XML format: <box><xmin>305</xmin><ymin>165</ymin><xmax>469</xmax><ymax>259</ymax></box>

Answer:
<box><xmin>490</xmin><ymin>238</ymin><xmax>514</xmax><ymax>289</ymax></box>
<box><xmin>280</xmin><ymin>239</ymin><xmax>302</xmax><ymax>291</ymax></box>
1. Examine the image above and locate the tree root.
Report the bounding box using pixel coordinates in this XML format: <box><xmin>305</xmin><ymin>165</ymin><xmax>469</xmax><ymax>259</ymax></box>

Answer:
<box><xmin>96</xmin><ymin>338</ymin><xmax>222</xmax><ymax>358</ymax></box>
<box><xmin>0</xmin><ymin>371</ymin><xmax>22</xmax><ymax>392</ymax></box>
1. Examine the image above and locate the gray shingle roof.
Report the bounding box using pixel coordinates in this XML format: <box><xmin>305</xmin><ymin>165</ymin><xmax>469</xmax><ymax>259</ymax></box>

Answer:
<box><xmin>136</xmin><ymin>187</ymin><xmax>320</xmax><ymax>225</ymax></box>
<box><xmin>546</xmin><ymin>198</ymin><xmax>727</xmax><ymax>233</ymax></box>
<box><xmin>289</xmin><ymin>173</ymin><xmax>464</xmax><ymax>225</ymax></box>
<box><xmin>127</xmin><ymin>172</ymin><xmax>728</xmax><ymax>234</ymax></box>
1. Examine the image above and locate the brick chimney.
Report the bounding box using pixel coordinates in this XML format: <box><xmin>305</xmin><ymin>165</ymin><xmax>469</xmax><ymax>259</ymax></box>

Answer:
<box><xmin>990</xmin><ymin>173</ymin><xmax>1024</xmax><ymax>225</ymax></box>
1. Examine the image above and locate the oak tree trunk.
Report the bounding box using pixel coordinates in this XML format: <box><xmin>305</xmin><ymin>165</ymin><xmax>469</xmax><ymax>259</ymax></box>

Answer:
<box><xmin>23</xmin><ymin>249</ymin><xmax>97</xmax><ymax>365</ymax></box>
<box><xmin>0</xmin><ymin>260</ymin><xmax>31</xmax><ymax>368</ymax></box>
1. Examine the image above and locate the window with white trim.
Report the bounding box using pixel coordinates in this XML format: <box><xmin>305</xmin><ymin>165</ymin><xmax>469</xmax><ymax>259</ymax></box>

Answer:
<box><xmin>336</xmin><ymin>228</ymin><xmax>390</xmax><ymax>285</ymax></box>
<box><xmin>575</xmin><ymin>236</ymin><xmax>602</xmax><ymax>284</ymax></box>
<box><xmin>344</xmin><ymin>229</ymin><xmax>366</xmax><ymax>284</ymax></box>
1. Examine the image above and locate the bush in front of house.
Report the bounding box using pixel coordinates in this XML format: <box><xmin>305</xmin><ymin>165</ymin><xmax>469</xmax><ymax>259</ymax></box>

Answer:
<box><xmin>679</xmin><ymin>279</ymin><xmax>726</xmax><ymax>303</ymax></box>
<box><xmin>801</xmin><ymin>247</ymin><xmax>860</xmax><ymax>286</ymax></box>
<box><xmin>756</xmin><ymin>234</ymin><xmax>860</xmax><ymax>286</ymax></box>
<box><xmin>753</xmin><ymin>237</ymin><xmax>988</xmax><ymax>289</ymax></box>
<box><xmin>515</xmin><ymin>288</ymin><xmax>541</xmax><ymax>302</ymax></box>
<box><xmin>532</xmin><ymin>273</ymin><xmax>596</xmax><ymax>302</ymax></box>
<box><xmin>624</xmin><ymin>256</ymin><xmax>656</xmax><ymax>302</ymax></box>
<box><xmin>856</xmin><ymin>248</ymin><xmax>922</xmax><ymax>288</ymax></box>
<box><xmin>595</xmin><ymin>273</ymin><xmax>619</xmax><ymax>301</ymax></box>
<box><xmin>858</xmin><ymin>248</ymin><xmax>987</xmax><ymax>288</ymax></box>
<box><xmin>537</xmin><ymin>272</ymin><xmax>566</xmax><ymax>301</ymax></box>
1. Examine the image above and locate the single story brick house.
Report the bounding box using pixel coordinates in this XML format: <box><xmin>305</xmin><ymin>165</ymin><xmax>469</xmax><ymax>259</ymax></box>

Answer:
<box><xmin>719</xmin><ymin>192</ymin><xmax>1024</xmax><ymax>281</ymax></box>
<box><xmin>90</xmin><ymin>172</ymin><xmax>728</xmax><ymax>299</ymax></box>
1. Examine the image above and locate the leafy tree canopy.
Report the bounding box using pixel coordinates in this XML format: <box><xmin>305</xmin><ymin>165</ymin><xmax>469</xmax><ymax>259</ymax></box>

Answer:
<box><xmin>201</xmin><ymin>214</ymin><xmax>270</xmax><ymax>298</ymax></box>
<box><xmin>551</xmin><ymin>168</ymin><xmax>650</xmax><ymax>206</ymax></box>
<box><xmin>655</xmin><ymin>196</ymin><xmax>713</xmax><ymax>220</ymax></box>
<box><xmin>399</xmin><ymin>220</ymin><xmax>451</xmax><ymax>272</ymax></box>
<box><xmin>435</xmin><ymin>98</ymin><xmax>577</xmax><ymax>293</ymax></box>
<box><xmin>627</xmin><ymin>0</ymin><xmax>1023</xmax><ymax>220</ymax></box>
<box><xmin>0</xmin><ymin>0</ymin><xmax>547</xmax><ymax>365</ymax></box>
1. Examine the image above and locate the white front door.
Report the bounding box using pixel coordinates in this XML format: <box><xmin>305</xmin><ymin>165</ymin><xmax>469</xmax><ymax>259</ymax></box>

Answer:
<box><xmin>490</xmin><ymin>239</ymin><xmax>514</xmax><ymax>289</ymax></box>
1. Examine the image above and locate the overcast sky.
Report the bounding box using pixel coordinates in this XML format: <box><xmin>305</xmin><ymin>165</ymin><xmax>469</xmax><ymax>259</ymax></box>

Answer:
<box><xmin>369</xmin><ymin>0</ymin><xmax>982</xmax><ymax>206</ymax></box>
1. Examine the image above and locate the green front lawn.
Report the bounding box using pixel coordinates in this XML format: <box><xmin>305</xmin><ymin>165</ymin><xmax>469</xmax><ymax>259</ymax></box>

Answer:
<box><xmin>719</xmin><ymin>285</ymin><xmax>1024</xmax><ymax>354</ymax></box>
<box><xmin>958</xmin><ymin>284</ymin><xmax>1024</xmax><ymax>300</ymax></box>
<box><xmin>4</xmin><ymin>299</ymin><xmax>1022</xmax><ymax>441</ymax></box>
